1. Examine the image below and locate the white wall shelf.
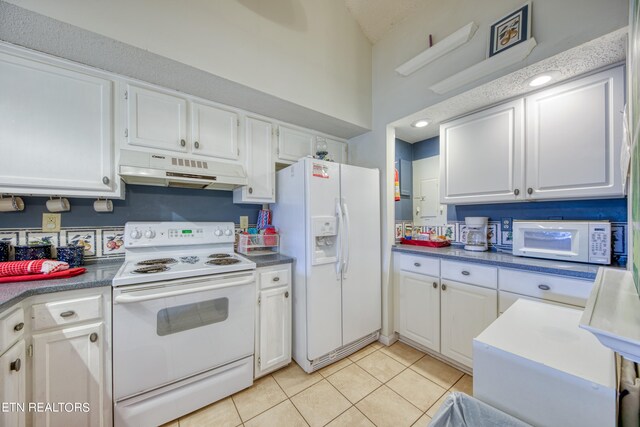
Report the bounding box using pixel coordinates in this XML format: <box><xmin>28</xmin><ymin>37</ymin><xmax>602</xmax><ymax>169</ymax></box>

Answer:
<box><xmin>430</xmin><ymin>37</ymin><xmax>537</xmax><ymax>94</ymax></box>
<box><xmin>395</xmin><ymin>22</ymin><xmax>478</xmax><ymax>77</ymax></box>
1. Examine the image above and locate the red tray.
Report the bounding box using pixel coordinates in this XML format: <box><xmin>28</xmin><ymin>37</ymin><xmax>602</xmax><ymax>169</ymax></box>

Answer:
<box><xmin>400</xmin><ymin>238</ymin><xmax>451</xmax><ymax>248</ymax></box>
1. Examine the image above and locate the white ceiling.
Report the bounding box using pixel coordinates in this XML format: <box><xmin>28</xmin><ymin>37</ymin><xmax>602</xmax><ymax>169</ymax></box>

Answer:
<box><xmin>345</xmin><ymin>0</ymin><xmax>426</xmax><ymax>43</ymax></box>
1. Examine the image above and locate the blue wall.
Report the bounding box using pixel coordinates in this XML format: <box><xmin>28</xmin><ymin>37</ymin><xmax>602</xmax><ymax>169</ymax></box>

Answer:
<box><xmin>413</xmin><ymin>136</ymin><xmax>439</xmax><ymax>160</ymax></box>
<box><xmin>0</xmin><ymin>185</ymin><xmax>261</xmax><ymax>228</ymax></box>
<box><xmin>395</xmin><ymin>139</ymin><xmax>413</xmax><ymax>220</ymax></box>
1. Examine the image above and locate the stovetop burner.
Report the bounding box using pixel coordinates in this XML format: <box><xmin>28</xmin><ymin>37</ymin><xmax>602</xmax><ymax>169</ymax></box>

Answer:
<box><xmin>208</xmin><ymin>253</ymin><xmax>232</xmax><ymax>259</ymax></box>
<box><xmin>136</xmin><ymin>258</ymin><xmax>178</xmax><ymax>266</ymax></box>
<box><xmin>206</xmin><ymin>258</ymin><xmax>241</xmax><ymax>266</ymax></box>
<box><xmin>133</xmin><ymin>265</ymin><xmax>170</xmax><ymax>274</ymax></box>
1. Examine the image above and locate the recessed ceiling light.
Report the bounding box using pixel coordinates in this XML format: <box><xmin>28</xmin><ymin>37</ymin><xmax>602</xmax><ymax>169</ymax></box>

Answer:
<box><xmin>412</xmin><ymin>119</ymin><xmax>429</xmax><ymax>128</ymax></box>
<box><xmin>526</xmin><ymin>71</ymin><xmax>561</xmax><ymax>87</ymax></box>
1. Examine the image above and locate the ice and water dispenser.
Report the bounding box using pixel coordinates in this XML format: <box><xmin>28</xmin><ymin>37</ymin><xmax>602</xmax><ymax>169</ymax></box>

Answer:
<box><xmin>311</xmin><ymin>216</ymin><xmax>338</xmax><ymax>265</ymax></box>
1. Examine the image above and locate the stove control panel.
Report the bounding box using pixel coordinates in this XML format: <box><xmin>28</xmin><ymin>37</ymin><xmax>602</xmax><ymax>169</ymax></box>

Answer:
<box><xmin>124</xmin><ymin>222</ymin><xmax>236</xmax><ymax>248</ymax></box>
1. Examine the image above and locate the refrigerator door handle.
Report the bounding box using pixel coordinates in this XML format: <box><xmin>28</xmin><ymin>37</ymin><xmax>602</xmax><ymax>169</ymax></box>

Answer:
<box><xmin>342</xmin><ymin>200</ymin><xmax>351</xmax><ymax>278</ymax></box>
<box><xmin>335</xmin><ymin>198</ymin><xmax>344</xmax><ymax>279</ymax></box>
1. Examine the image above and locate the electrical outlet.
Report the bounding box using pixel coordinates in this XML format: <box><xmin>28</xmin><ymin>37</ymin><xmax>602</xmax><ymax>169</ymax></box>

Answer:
<box><xmin>240</xmin><ymin>216</ymin><xmax>249</xmax><ymax>230</ymax></box>
<box><xmin>42</xmin><ymin>213</ymin><xmax>61</xmax><ymax>232</ymax></box>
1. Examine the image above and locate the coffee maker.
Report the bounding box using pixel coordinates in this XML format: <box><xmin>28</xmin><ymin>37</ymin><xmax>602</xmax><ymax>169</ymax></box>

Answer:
<box><xmin>464</xmin><ymin>217</ymin><xmax>488</xmax><ymax>252</ymax></box>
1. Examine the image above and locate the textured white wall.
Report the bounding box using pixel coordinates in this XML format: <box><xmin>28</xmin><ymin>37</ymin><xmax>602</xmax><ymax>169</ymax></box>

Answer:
<box><xmin>4</xmin><ymin>0</ymin><xmax>372</xmax><ymax>129</ymax></box>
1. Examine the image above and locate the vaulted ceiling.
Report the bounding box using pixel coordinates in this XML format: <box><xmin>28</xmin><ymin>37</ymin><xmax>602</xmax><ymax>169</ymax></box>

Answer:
<box><xmin>345</xmin><ymin>0</ymin><xmax>426</xmax><ymax>43</ymax></box>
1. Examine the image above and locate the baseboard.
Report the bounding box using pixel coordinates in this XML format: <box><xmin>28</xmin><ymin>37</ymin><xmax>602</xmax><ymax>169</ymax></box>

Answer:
<box><xmin>378</xmin><ymin>332</ymin><xmax>398</xmax><ymax>347</ymax></box>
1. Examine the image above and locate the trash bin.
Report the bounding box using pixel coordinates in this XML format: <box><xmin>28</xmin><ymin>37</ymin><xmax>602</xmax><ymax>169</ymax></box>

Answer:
<box><xmin>429</xmin><ymin>392</ymin><xmax>531</xmax><ymax>427</ymax></box>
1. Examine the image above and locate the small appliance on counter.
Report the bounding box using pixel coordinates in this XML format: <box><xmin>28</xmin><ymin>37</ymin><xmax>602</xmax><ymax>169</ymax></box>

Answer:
<box><xmin>464</xmin><ymin>217</ymin><xmax>488</xmax><ymax>252</ymax></box>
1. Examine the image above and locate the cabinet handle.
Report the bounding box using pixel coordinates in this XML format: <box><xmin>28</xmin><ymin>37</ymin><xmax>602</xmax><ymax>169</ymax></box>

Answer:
<box><xmin>527</xmin><ymin>188</ymin><xmax>533</xmax><ymax>195</ymax></box>
<box><xmin>432</xmin><ymin>282</ymin><xmax>437</xmax><ymax>289</ymax></box>
<box><xmin>90</xmin><ymin>333</ymin><xmax>98</xmax><ymax>343</ymax></box>
<box><xmin>249</xmin><ymin>187</ymin><xmax>253</xmax><ymax>194</ymax></box>
<box><xmin>10</xmin><ymin>358</ymin><xmax>21</xmax><ymax>372</ymax></box>
<box><xmin>13</xmin><ymin>322</ymin><xmax>24</xmax><ymax>332</ymax></box>
<box><xmin>102</xmin><ymin>176</ymin><xmax>110</xmax><ymax>185</ymax></box>
<box><xmin>272</xmin><ymin>276</ymin><xmax>280</xmax><ymax>282</ymax></box>
<box><xmin>414</xmin><ymin>262</ymin><xmax>421</xmax><ymax>267</ymax></box>
<box><xmin>441</xmin><ymin>284</ymin><xmax>447</xmax><ymax>291</ymax></box>
<box><xmin>538</xmin><ymin>284</ymin><xmax>550</xmax><ymax>291</ymax></box>
<box><xmin>284</xmin><ymin>291</ymin><xmax>289</xmax><ymax>298</ymax></box>
<box><xmin>461</xmin><ymin>270</ymin><xmax>470</xmax><ymax>276</ymax></box>
<box><xmin>194</xmin><ymin>141</ymin><xmax>200</xmax><ymax>149</ymax></box>
<box><xmin>60</xmin><ymin>310</ymin><xmax>76</xmax><ymax>318</ymax></box>
<box><xmin>180</xmin><ymin>139</ymin><xmax>186</xmax><ymax>147</ymax></box>
<box><xmin>514</xmin><ymin>189</ymin><xmax>520</xmax><ymax>196</ymax></box>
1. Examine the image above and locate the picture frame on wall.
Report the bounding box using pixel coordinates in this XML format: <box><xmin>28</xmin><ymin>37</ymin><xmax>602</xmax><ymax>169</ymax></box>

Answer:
<box><xmin>395</xmin><ymin>223</ymin><xmax>403</xmax><ymax>241</ymax></box>
<box><xmin>488</xmin><ymin>2</ymin><xmax>532</xmax><ymax>57</ymax></box>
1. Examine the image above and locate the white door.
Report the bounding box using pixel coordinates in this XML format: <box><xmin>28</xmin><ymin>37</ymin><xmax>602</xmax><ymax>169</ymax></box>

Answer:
<box><xmin>191</xmin><ymin>101</ymin><xmax>239</xmax><ymax>160</ymax></box>
<box><xmin>440</xmin><ymin>99</ymin><xmax>525</xmax><ymax>204</ymax></box>
<box><xmin>525</xmin><ymin>66</ymin><xmax>625</xmax><ymax>200</ymax></box>
<box><xmin>440</xmin><ymin>280</ymin><xmax>497</xmax><ymax>368</ymax></box>
<box><xmin>340</xmin><ymin>164</ymin><xmax>381</xmax><ymax>345</ymax></box>
<box><xmin>0</xmin><ymin>340</ymin><xmax>25</xmax><ymax>427</ymax></box>
<box><xmin>0</xmin><ymin>49</ymin><xmax>117</xmax><ymax>195</ymax></box>
<box><xmin>245</xmin><ymin>117</ymin><xmax>274</xmax><ymax>202</ymax></box>
<box><xmin>325</xmin><ymin>137</ymin><xmax>347</xmax><ymax>164</ymax></box>
<box><xmin>126</xmin><ymin>84</ymin><xmax>188</xmax><ymax>153</ymax></box>
<box><xmin>32</xmin><ymin>323</ymin><xmax>105</xmax><ymax>427</ymax></box>
<box><xmin>304</xmin><ymin>159</ymin><xmax>342</xmax><ymax>359</ymax></box>
<box><xmin>278</xmin><ymin>126</ymin><xmax>315</xmax><ymax>162</ymax></box>
<box><xmin>397</xmin><ymin>272</ymin><xmax>440</xmax><ymax>352</ymax></box>
<box><xmin>257</xmin><ymin>286</ymin><xmax>291</xmax><ymax>374</ymax></box>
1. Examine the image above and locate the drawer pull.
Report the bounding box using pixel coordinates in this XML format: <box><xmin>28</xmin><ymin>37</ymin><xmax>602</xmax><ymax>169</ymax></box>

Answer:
<box><xmin>538</xmin><ymin>284</ymin><xmax>551</xmax><ymax>291</ymax></box>
<box><xmin>10</xmin><ymin>358</ymin><xmax>21</xmax><ymax>372</ymax></box>
<box><xmin>13</xmin><ymin>322</ymin><xmax>24</xmax><ymax>332</ymax></box>
<box><xmin>432</xmin><ymin>282</ymin><xmax>438</xmax><ymax>289</ymax></box>
<box><xmin>90</xmin><ymin>333</ymin><xmax>98</xmax><ymax>343</ymax></box>
<box><xmin>441</xmin><ymin>284</ymin><xmax>447</xmax><ymax>291</ymax></box>
<box><xmin>461</xmin><ymin>271</ymin><xmax>470</xmax><ymax>276</ymax></box>
<box><xmin>272</xmin><ymin>276</ymin><xmax>280</xmax><ymax>282</ymax></box>
<box><xmin>414</xmin><ymin>262</ymin><xmax>421</xmax><ymax>267</ymax></box>
<box><xmin>60</xmin><ymin>310</ymin><xmax>76</xmax><ymax>318</ymax></box>
<box><xmin>285</xmin><ymin>291</ymin><xmax>289</xmax><ymax>298</ymax></box>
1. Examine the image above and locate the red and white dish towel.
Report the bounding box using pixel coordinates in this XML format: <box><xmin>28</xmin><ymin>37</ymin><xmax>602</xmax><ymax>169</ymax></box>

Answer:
<box><xmin>0</xmin><ymin>259</ymin><xmax>69</xmax><ymax>277</ymax></box>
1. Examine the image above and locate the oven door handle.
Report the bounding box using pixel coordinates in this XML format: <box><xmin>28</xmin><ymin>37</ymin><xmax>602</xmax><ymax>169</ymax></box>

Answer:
<box><xmin>114</xmin><ymin>276</ymin><xmax>255</xmax><ymax>304</ymax></box>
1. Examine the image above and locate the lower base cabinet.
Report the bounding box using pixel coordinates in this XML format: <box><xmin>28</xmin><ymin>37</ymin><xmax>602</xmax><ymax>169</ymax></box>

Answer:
<box><xmin>0</xmin><ymin>339</ymin><xmax>26</xmax><ymax>427</ymax></box>
<box><xmin>397</xmin><ymin>271</ymin><xmax>440</xmax><ymax>352</ymax></box>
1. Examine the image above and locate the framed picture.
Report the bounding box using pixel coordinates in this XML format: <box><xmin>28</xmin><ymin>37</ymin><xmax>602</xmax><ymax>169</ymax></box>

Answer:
<box><xmin>489</xmin><ymin>2</ymin><xmax>531</xmax><ymax>57</ymax></box>
<box><xmin>395</xmin><ymin>223</ymin><xmax>403</xmax><ymax>241</ymax></box>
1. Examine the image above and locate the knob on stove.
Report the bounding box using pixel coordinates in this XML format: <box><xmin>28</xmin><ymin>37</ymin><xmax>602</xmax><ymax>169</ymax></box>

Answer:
<box><xmin>144</xmin><ymin>230</ymin><xmax>156</xmax><ymax>239</ymax></box>
<box><xmin>224</xmin><ymin>229</ymin><xmax>233</xmax><ymax>236</ymax></box>
<box><xmin>214</xmin><ymin>230</ymin><xmax>223</xmax><ymax>237</ymax></box>
<box><xmin>130</xmin><ymin>229</ymin><xmax>141</xmax><ymax>239</ymax></box>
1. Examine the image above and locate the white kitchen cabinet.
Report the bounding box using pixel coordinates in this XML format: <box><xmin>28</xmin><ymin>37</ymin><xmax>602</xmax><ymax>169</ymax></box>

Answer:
<box><xmin>0</xmin><ymin>340</ymin><xmax>26</xmax><ymax>427</ymax></box>
<box><xmin>323</xmin><ymin>137</ymin><xmax>348</xmax><ymax>164</ymax></box>
<box><xmin>255</xmin><ymin>265</ymin><xmax>291</xmax><ymax>378</ymax></box>
<box><xmin>191</xmin><ymin>101</ymin><xmax>239</xmax><ymax>160</ymax></box>
<box><xmin>277</xmin><ymin>125</ymin><xmax>315</xmax><ymax>162</ymax></box>
<box><xmin>525</xmin><ymin>66</ymin><xmax>625</xmax><ymax>200</ymax></box>
<box><xmin>440</xmin><ymin>279</ymin><xmax>497</xmax><ymax>368</ymax></box>
<box><xmin>0</xmin><ymin>45</ymin><xmax>122</xmax><ymax>198</ymax></box>
<box><xmin>234</xmin><ymin>117</ymin><xmax>275</xmax><ymax>204</ymax></box>
<box><xmin>397</xmin><ymin>271</ymin><xmax>440</xmax><ymax>352</ymax></box>
<box><xmin>440</xmin><ymin>99</ymin><xmax>525</xmax><ymax>204</ymax></box>
<box><xmin>125</xmin><ymin>84</ymin><xmax>188</xmax><ymax>153</ymax></box>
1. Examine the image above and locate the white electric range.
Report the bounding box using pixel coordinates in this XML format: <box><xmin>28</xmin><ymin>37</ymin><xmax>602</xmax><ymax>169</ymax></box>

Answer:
<box><xmin>112</xmin><ymin>222</ymin><xmax>256</xmax><ymax>427</ymax></box>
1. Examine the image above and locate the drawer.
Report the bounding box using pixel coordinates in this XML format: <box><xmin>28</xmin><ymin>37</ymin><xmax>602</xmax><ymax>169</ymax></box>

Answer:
<box><xmin>260</xmin><ymin>268</ymin><xmax>290</xmax><ymax>290</ymax></box>
<box><xmin>395</xmin><ymin>253</ymin><xmax>440</xmax><ymax>277</ymax></box>
<box><xmin>441</xmin><ymin>260</ymin><xmax>497</xmax><ymax>289</ymax></box>
<box><xmin>498</xmin><ymin>268</ymin><xmax>592</xmax><ymax>307</ymax></box>
<box><xmin>499</xmin><ymin>291</ymin><xmax>581</xmax><ymax>315</ymax></box>
<box><xmin>32</xmin><ymin>295</ymin><xmax>102</xmax><ymax>331</ymax></box>
<box><xmin>0</xmin><ymin>307</ymin><xmax>24</xmax><ymax>354</ymax></box>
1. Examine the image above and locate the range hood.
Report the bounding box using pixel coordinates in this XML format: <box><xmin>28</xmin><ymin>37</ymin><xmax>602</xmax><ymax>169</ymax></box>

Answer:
<box><xmin>118</xmin><ymin>149</ymin><xmax>247</xmax><ymax>190</ymax></box>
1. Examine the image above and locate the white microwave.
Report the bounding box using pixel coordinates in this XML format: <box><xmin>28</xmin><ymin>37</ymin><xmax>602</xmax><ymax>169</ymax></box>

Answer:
<box><xmin>512</xmin><ymin>220</ymin><xmax>611</xmax><ymax>265</ymax></box>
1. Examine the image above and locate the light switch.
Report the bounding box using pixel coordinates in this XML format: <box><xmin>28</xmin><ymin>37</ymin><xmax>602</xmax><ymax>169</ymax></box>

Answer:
<box><xmin>240</xmin><ymin>216</ymin><xmax>249</xmax><ymax>231</ymax></box>
<box><xmin>42</xmin><ymin>213</ymin><xmax>61</xmax><ymax>232</ymax></box>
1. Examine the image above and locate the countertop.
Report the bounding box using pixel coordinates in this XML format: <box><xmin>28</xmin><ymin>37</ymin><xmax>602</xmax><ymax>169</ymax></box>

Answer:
<box><xmin>392</xmin><ymin>244</ymin><xmax>621</xmax><ymax>280</ymax></box>
<box><xmin>244</xmin><ymin>253</ymin><xmax>294</xmax><ymax>267</ymax></box>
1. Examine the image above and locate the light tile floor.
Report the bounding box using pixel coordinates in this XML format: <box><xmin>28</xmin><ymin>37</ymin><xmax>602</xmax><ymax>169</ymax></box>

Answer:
<box><xmin>164</xmin><ymin>341</ymin><xmax>473</xmax><ymax>427</ymax></box>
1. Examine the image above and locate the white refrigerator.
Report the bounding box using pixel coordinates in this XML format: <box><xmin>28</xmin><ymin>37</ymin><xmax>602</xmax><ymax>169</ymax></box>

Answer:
<box><xmin>272</xmin><ymin>158</ymin><xmax>381</xmax><ymax>373</ymax></box>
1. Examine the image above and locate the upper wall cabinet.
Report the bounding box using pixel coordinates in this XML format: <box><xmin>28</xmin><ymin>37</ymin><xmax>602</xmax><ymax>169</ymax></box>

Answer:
<box><xmin>439</xmin><ymin>66</ymin><xmax>625</xmax><ymax>205</ymax></box>
<box><xmin>124</xmin><ymin>84</ymin><xmax>240</xmax><ymax>162</ymax></box>
<box><xmin>234</xmin><ymin>117</ymin><xmax>275</xmax><ymax>204</ymax></box>
<box><xmin>525</xmin><ymin>66</ymin><xmax>625</xmax><ymax>200</ymax></box>
<box><xmin>0</xmin><ymin>45</ymin><xmax>123</xmax><ymax>198</ymax></box>
<box><xmin>276</xmin><ymin>126</ymin><xmax>347</xmax><ymax>164</ymax></box>
<box><xmin>440</xmin><ymin>99</ymin><xmax>525</xmax><ymax>204</ymax></box>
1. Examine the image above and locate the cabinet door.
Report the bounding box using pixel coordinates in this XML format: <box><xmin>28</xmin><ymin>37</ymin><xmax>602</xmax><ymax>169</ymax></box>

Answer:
<box><xmin>440</xmin><ymin>99</ymin><xmax>525</xmax><ymax>204</ymax></box>
<box><xmin>191</xmin><ymin>102</ymin><xmax>239</xmax><ymax>160</ymax></box>
<box><xmin>397</xmin><ymin>271</ymin><xmax>440</xmax><ymax>352</ymax></box>
<box><xmin>440</xmin><ymin>280</ymin><xmax>497</xmax><ymax>368</ymax></box>
<box><xmin>525</xmin><ymin>66</ymin><xmax>625</xmax><ymax>200</ymax></box>
<box><xmin>0</xmin><ymin>49</ymin><xmax>118</xmax><ymax>196</ymax></box>
<box><xmin>325</xmin><ymin>137</ymin><xmax>347</xmax><ymax>164</ymax></box>
<box><xmin>0</xmin><ymin>340</ymin><xmax>26</xmax><ymax>427</ymax></box>
<box><xmin>234</xmin><ymin>117</ymin><xmax>275</xmax><ymax>204</ymax></box>
<box><xmin>32</xmin><ymin>323</ymin><xmax>105</xmax><ymax>427</ymax></box>
<box><xmin>277</xmin><ymin>126</ymin><xmax>315</xmax><ymax>162</ymax></box>
<box><xmin>257</xmin><ymin>286</ymin><xmax>291</xmax><ymax>376</ymax></box>
<box><xmin>126</xmin><ymin>84</ymin><xmax>187</xmax><ymax>153</ymax></box>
